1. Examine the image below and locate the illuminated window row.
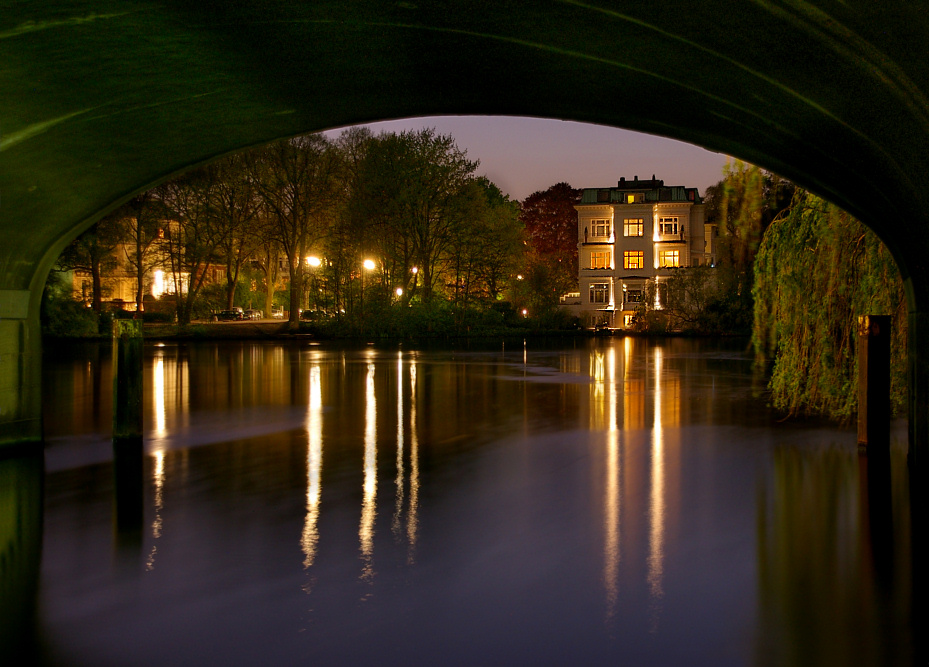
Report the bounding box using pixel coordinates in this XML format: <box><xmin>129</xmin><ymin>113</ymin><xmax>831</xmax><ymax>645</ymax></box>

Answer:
<box><xmin>590</xmin><ymin>250</ymin><xmax>612</xmax><ymax>269</ymax></box>
<box><xmin>623</xmin><ymin>251</ymin><xmax>644</xmax><ymax>270</ymax></box>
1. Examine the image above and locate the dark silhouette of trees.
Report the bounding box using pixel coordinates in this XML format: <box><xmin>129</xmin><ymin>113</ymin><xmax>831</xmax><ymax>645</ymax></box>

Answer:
<box><xmin>56</xmin><ymin>212</ymin><xmax>122</xmax><ymax>312</ymax></box>
<box><xmin>156</xmin><ymin>166</ymin><xmax>232</xmax><ymax>324</ymax></box>
<box><xmin>119</xmin><ymin>191</ymin><xmax>170</xmax><ymax>313</ymax></box>
<box><xmin>250</xmin><ymin>135</ymin><xmax>344</xmax><ymax>327</ymax></box>
<box><xmin>351</xmin><ymin>128</ymin><xmax>479</xmax><ymax>303</ymax></box>
<box><xmin>210</xmin><ymin>152</ymin><xmax>262</xmax><ymax>310</ymax></box>
<box><xmin>519</xmin><ymin>182</ymin><xmax>581</xmax><ymax>303</ymax></box>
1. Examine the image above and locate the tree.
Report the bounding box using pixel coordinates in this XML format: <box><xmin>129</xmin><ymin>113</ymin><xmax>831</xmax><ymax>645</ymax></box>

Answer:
<box><xmin>519</xmin><ymin>182</ymin><xmax>581</xmax><ymax>300</ymax></box>
<box><xmin>654</xmin><ymin>265</ymin><xmax>720</xmax><ymax>333</ymax></box>
<box><xmin>703</xmin><ymin>162</ymin><xmax>795</xmax><ymax>330</ymax></box>
<box><xmin>56</xmin><ymin>212</ymin><xmax>122</xmax><ymax>312</ymax></box>
<box><xmin>250</xmin><ymin>209</ymin><xmax>285</xmax><ymax>319</ymax></box>
<box><xmin>250</xmin><ymin>134</ymin><xmax>343</xmax><ymax>327</ymax></box>
<box><xmin>752</xmin><ymin>191</ymin><xmax>906</xmax><ymax>420</ymax></box>
<box><xmin>156</xmin><ymin>166</ymin><xmax>232</xmax><ymax>325</ymax></box>
<box><xmin>447</xmin><ymin>177</ymin><xmax>523</xmax><ymax>306</ymax></box>
<box><xmin>333</xmin><ymin>126</ymin><xmax>376</xmax><ymax>314</ymax></box>
<box><xmin>211</xmin><ymin>152</ymin><xmax>262</xmax><ymax>309</ymax></box>
<box><xmin>352</xmin><ymin>128</ymin><xmax>479</xmax><ymax>302</ymax></box>
<box><xmin>119</xmin><ymin>191</ymin><xmax>168</xmax><ymax>312</ymax></box>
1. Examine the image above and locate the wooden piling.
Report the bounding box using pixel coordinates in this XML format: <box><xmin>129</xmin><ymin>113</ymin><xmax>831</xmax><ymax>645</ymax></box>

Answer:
<box><xmin>112</xmin><ymin>319</ymin><xmax>143</xmax><ymax>532</ymax></box>
<box><xmin>858</xmin><ymin>315</ymin><xmax>891</xmax><ymax>451</ymax></box>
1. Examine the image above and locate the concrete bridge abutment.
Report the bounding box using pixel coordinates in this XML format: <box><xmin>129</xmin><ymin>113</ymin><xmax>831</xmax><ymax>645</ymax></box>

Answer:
<box><xmin>0</xmin><ymin>290</ymin><xmax>43</xmax><ymax>450</ymax></box>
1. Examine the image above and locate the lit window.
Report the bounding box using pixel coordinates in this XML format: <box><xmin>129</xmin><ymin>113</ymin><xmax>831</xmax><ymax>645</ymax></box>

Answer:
<box><xmin>589</xmin><ymin>283</ymin><xmax>610</xmax><ymax>304</ymax></box>
<box><xmin>623</xmin><ymin>251</ymin><xmax>644</xmax><ymax>270</ymax></box>
<box><xmin>590</xmin><ymin>219</ymin><xmax>611</xmax><ymax>237</ymax></box>
<box><xmin>626</xmin><ymin>193</ymin><xmax>643</xmax><ymax>204</ymax></box>
<box><xmin>590</xmin><ymin>251</ymin><xmax>612</xmax><ymax>269</ymax></box>
<box><xmin>658</xmin><ymin>250</ymin><xmax>680</xmax><ymax>267</ymax></box>
<box><xmin>625</xmin><ymin>289</ymin><xmax>643</xmax><ymax>303</ymax></box>
<box><xmin>624</xmin><ymin>314</ymin><xmax>634</xmax><ymax>327</ymax></box>
<box><xmin>623</xmin><ymin>218</ymin><xmax>644</xmax><ymax>237</ymax></box>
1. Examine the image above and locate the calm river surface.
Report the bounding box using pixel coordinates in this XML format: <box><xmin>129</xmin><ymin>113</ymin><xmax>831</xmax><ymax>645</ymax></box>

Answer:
<box><xmin>21</xmin><ymin>337</ymin><xmax>916</xmax><ymax>665</ymax></box>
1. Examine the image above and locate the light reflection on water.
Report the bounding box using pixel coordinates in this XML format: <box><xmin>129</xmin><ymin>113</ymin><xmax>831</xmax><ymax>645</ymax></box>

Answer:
<box><xmin>25</xmin><ymin>337</ymin><xmax>914</xmax><ymax>666</ymax></box>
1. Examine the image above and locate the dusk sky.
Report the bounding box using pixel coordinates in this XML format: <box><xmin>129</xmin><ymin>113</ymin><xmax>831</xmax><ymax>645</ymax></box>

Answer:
<box><xmin>325</xmin><ymin>115</ymin><xmax>731</xmax><ymax>202</ymax></box>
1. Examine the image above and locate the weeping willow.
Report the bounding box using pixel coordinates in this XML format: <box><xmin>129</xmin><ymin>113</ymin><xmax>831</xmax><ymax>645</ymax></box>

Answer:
<box><xmin>752</xmin><ymin>191</ymin><xmax>907</xmax><ymax>421</ymax></box>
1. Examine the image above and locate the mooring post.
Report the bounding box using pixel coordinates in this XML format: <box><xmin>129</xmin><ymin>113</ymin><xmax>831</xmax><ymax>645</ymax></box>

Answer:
<box><xmin>856</xmin><ymin>315</ymin><xmax>895</xmax><ymax>592</ymax></box>
<box><xmin>858</xmin><ymin>315</ymin><xmax>891</xmax><ymax>451</ymax></box>
<box><xmin>112</xmin><ymin>319</ymin><xmax>144</xmax><ymax>532</ymax></box>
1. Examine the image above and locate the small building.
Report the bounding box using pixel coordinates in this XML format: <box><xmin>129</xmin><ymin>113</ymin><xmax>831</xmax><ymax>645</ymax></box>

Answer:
<box><xmin>571</xmin><ymin>176</ymin><xmax>716</xmax><ymax>328</ymax></box>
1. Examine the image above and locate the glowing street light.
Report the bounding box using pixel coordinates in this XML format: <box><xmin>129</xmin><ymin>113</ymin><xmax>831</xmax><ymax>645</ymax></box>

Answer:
<box><xmin>363</xmin><ymin>259</ymin><xmax>376</xmax><ymax>271</ymax></box>
<box><xmin>306</xmin><ymin>255</ymin><xmax>321</xmax><ymax>267</ymax></box>
<box><xmin>395</xmin><ymin>287</ymin><xmax>403</xmax><ymax>297</ymax></box>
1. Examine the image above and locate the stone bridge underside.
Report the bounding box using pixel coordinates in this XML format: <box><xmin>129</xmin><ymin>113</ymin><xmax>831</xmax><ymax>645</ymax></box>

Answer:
<box><xmin>2</xmin><ymin>1</ymin><xmax>929</xmax><ymax>462</ymax></box>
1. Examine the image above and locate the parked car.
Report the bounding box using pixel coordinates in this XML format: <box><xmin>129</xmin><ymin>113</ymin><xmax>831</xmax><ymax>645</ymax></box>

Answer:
<box><xmin>271</xmin><ymin>306</ymin><xmax>285</xmax><ymax>319</ymax></box>
<box><xmin>244</xmin><ymin>309</ymin><xmax>262</xmax><ymax>320</ymax></box>
<box><xmin>215</xmin><ymin>309</ymin><xmax>243</xmax><ymax>321</ymax></box>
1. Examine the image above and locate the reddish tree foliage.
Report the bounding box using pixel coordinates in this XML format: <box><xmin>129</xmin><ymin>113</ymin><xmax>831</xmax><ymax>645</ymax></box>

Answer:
<box><xmin>519</xmin><ymin>182</ymin><xmax>581</xmax><ymax>289</ymax></box>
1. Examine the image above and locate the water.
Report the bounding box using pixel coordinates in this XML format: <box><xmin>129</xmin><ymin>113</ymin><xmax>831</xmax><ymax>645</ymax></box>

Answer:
<box><xmin>9</xmin><ymin>337</ymin><xmax>916</xmax><ymax>665</ymax></box>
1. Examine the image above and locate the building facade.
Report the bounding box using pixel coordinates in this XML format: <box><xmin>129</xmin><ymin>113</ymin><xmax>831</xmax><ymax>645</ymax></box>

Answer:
<box><xmin>570</xmin><ymin>176</ymin><xmax>715</xmax><ymax>328</ymax></box>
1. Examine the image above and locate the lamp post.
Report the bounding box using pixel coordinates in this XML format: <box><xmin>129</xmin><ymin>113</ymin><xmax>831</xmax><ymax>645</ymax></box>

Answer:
<box><xmin>306</xmin><ymin>255</ymin><xmax>321</xmax><ymax>314</ymax></box>
<box><xmin>361</xmin><ymin>259</ymin><xmax>375</xmax><ymax>326</ymax></box>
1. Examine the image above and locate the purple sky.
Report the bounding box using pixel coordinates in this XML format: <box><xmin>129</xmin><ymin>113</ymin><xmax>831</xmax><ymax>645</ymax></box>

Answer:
<box><xmin>324</xmin><ymin>116</ymin><xmax>730</xmax><ymax>202</ymax></box>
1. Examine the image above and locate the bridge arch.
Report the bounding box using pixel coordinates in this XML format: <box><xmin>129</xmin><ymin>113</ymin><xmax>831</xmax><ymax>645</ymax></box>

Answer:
<box><xmin>2</xmin><ymin>2</ymin><xmax>928</xmax><ymax>461</ymax></box>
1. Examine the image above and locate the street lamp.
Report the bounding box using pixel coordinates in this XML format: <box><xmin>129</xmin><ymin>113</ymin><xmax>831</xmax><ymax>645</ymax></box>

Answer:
<box><xmin>361</xmin><ymin>259</ymin><xmax>375</xmax><ymax>323</ymax></box>
<box><xmin>305</xmin><ymin>256</ymin><xmax>322</xmax><ymax>312</ymax></box>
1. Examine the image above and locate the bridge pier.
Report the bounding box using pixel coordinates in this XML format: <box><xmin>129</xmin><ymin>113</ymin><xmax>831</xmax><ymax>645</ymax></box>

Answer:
<box><xmin>0</xmin><ymin>290</ymin><xmax>43</xmax><ymax>450</ymax></box>
<box><xmin>909</xmin><ymin>311</ymin><xmax>929</xmax><ymax>474</ymax></box>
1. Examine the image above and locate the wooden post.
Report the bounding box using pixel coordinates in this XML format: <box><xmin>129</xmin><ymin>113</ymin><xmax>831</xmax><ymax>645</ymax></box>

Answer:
<box><xmin>112</xmin><ymin>319</ymin><xmax>144</xmax><ymax>532</ymax></box>
<box><xmin>858</xmin><ymin>315</ymin><xmax>891</xmax><ymax>451</ymax></box>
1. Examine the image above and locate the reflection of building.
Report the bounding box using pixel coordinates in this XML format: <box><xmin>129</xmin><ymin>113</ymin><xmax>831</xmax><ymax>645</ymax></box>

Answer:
<box><xmin>569</xmin><ymin>177</ymin><xmax>715</xmax><ymax>328</ymax></box>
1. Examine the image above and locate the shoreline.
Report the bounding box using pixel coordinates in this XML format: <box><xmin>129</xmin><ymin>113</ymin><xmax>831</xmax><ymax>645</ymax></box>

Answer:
<box><xmin>43</xmin><ymin>320</ymin><xmax>745</xmax><ymax>343</ymax></box>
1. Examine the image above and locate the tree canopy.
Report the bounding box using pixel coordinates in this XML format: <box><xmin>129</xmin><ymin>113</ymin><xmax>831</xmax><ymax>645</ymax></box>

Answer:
<box><xmin>752</xmin><ymin>191</ymin><xmax>906</xmax><ymax>420</ymax></box>
<box><xmin>518</xmin><ymin>182</ymin><xmax>581</xmax><ymax>311</ymax></box>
